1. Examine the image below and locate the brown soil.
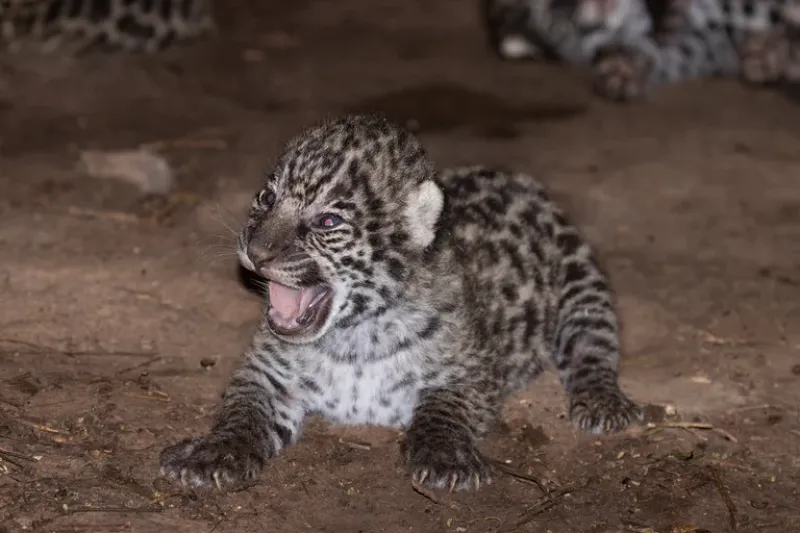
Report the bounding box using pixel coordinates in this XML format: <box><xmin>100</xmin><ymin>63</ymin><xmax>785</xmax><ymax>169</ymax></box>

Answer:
<box><xmin>1</xmin><ymin>1</ymin><xmax>799</xmax><ymax>532</ymax></box>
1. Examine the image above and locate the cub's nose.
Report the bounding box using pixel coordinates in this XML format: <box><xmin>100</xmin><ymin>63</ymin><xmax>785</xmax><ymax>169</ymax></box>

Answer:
<box><xmin>246</xmin><ymin>242</ymin><xmax>277</xmax><ymax>272</ymax></box>
<box><xmin>247</xmin><ymin>241</ymin><xmax>296</xmax><ymax>277</ymax></box>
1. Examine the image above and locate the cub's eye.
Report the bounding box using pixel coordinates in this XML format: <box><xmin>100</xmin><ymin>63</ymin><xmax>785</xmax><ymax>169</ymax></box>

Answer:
<box><xmin>257</xmin><ymin>189</ymin><xmax>276</xmax><ymax>207</ymax></box>
<box><xmin>318</xmin><ymin>213</ymin><xmax>343</xmax><ymax>229</ymax></box>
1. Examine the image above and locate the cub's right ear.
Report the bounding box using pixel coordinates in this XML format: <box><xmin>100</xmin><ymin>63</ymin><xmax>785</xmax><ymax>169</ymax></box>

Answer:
<box><xmin>404</xmin><ymin>180</ymin><xmax>444</xmax><ymax>249</ymax></box>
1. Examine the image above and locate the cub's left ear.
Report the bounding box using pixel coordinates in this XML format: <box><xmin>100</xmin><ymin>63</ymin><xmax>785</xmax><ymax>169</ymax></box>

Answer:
<box><xmin>404</xmin><ymin>180</ymin><xmax>444</xmax><ymax>249</ymax></box>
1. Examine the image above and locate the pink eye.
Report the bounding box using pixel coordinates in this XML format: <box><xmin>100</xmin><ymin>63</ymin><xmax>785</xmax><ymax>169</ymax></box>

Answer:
<box><xmin>319</xmin><ymin>214</ymin><xmax>342</xmax><ymax>228</ymax></box>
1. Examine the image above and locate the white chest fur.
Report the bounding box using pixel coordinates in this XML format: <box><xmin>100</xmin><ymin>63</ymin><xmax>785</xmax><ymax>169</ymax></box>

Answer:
<box><xmin>297</xmin><ymin>305</ymin><xmax>443</xmax><ymax>427</ymax></box>
<box><xmin>309</xmin><ymin>355</ymin><xmax>422</xmax><ymax>428</ymax></box>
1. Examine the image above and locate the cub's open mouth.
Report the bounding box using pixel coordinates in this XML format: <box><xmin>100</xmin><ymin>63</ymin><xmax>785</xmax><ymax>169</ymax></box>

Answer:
<box><xmin>267</xmin><ymin>281</ymin><xmax>334</xmax><ymax>337</ymax></box>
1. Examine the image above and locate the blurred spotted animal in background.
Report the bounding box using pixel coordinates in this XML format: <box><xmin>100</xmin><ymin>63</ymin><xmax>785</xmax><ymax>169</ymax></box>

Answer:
<box><xmin>485</xmin><ymin>0</ymin><xmax>800</xmax><ymax>101</ymax></box>
<box><xmin>0</xmin><ymin>0</ymin><xmax>215</xmax><ymax>52</ymax></box>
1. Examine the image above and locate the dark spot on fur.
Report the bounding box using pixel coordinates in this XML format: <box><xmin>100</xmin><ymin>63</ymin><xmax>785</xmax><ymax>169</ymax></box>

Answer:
<box><xmin>419</xmin><ymin>316</ymin><xmax>441</xmax><ymax>339</ymax></box>
<box><xmin>485</xmin><ymin>196</ymin><xmax>506</xmax><ymax>214</ymax></box>
<box><xmin>297</xmin><ymin>223</ymin><xmax>310</xmax><ymax>239</ymax></box>
<box><xmin>390</xmin><ymin>232</ymin><xmax>409</xmax><ymax>246</ymax></box>
<box><xmin>564</xmin><ymin>261</ymin><xmax>588</xmax><ymax>285</ymax></box>
<box><xmin>300</xmin><ymin>377</ymin><xmax>321</xmax><ymax>394</ymax></box>
<box><xmin>557</xmin><ymin>231</ymin><xmax>582</xmax><ymax>256</ymax></box>
<box><xmin>333</xmin><ymin>201</ymin><xmax>358</xmax><ymax>211</ymax></box>
<box><xmin>118</xmin><ymin>17</ymin><xmax>158</xmax><ymax>41</ymax></box>
<box><xmin>386</xmin><ymin>257</ymin><xmax>405</xmax><ymax>280</ymax></box>
<box><xmin>351</xmin><ymin>293</ymin><xmax>368</xmax><ymax>317</ymax></box>
<box><xmin>378</xmin><ymin>286</ymin><xmax>392</xmax><ymax>300</ymax></box>
<box><xmin>502</xmin><ymin>284</ymin><xmax>518</xmax><ymax>302</ymax></box>
<box><xmin>298</xmin><ymin>262</ymin><xmax>325</xmax><ymax>286</ymax></box>
<box><xmin>368</xmin><ymin>234</ymin><xmax>383</xmax><ymax>248</ymax></box>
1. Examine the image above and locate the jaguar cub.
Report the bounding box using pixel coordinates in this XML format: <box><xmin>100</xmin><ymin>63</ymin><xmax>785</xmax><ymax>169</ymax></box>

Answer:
<box><xmin>485</xmin><ymin>0</ymin><xmax>800</xmax><ymax>101</ymax></box>
<box><xmin>159</xmin><ymin>114</ymin><xmax>641</xmax><ymax>492</ymax></box>
<box><xmin>1</xmin><ymin>0</ymin><xmax>214</xmax><ymax>52</ymax></box>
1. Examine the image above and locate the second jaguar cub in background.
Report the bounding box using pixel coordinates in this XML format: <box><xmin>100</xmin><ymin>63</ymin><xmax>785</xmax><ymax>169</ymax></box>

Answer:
<box><xmin>159</xmin><ymin>114</ymin><xmax>641</xmax><ymax>492</ymax></box>
<box><xmin>485</xmin><ymin>0</ymin><xmax>800</xmax><ymax>101</ymax></box>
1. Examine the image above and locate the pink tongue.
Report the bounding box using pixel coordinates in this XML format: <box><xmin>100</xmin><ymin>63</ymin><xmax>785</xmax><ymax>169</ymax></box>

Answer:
<box><xmin>268</xmin><ymin>282</ymin><xmax>302</xmax><ymax>321</ymax></box>
<box><xmin>268</xmin><ymin>282</ymin><xmax>325</xmax><ymax>329</ymax></box>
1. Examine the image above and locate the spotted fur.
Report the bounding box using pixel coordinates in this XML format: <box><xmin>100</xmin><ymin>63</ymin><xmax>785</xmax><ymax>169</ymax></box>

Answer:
<box><xmin>159</xmin><ymin>114</ymin><xmax>641</xmax><ymax>492</ymax></box>
<box><xmin>485</xmin><ymin>0</ymin><xmax>800</xmax><ymax>101</ymax></box>
<box><xmin>0</xmin><ymin>0</ymin><xmax>214</xmax><ymax>52</ymax></box>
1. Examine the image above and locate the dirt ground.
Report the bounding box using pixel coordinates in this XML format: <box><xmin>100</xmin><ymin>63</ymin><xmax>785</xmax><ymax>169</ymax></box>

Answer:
<box><xmin>1</xmin><ymin>1</ymin><xmax>800</xmax><ymax>532</ymax></box>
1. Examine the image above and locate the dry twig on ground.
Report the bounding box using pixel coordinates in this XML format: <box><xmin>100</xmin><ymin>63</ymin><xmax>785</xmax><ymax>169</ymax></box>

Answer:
<box><xmin>491</xmin><ymin>459</ymin><xmax>557</xmax><ymax>500</ymax></box>
<box><xmin>410</xmin><ymin>480</ymin><xmax>444</xmax><ymax>505</ymax></box>
<box><xmin>643</xmin><ymin>421</ymin><xmax>737</xmax><ymax>442</ymax></box>
<box><xmin>708</xmin><ymin>465</ymin><xmax>738</xmax><ymax>531</ymax></box>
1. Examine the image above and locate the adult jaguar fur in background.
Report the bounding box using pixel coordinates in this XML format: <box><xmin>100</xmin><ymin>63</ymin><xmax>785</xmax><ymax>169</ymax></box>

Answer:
<box><xmin>485</xmin><ymin>0</ymin><xmax>800</xmax><ymax>101</ymax></box>
<box><xmin>0</xmin><ymin>0</ymin><xmax>214</xmax><ymax>52</ymax></box>
<box><xmin>159</xmin><ymin>114</ymin><xmax>642</xmax><ymax>492</ymax></box>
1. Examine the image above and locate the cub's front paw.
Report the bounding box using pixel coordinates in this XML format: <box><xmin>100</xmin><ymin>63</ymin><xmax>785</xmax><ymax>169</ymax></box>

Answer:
<box><xmin>592</xmin><ymin>45</ymin><xmax>653</xmax><ymax>102</ymax></box>
<box><xmin>159</xmin><ymin>434</ymin><xmax>264</xmax><ymax>490</ymax></box>
<box><xmin>401</xmin><ymin>431</ymin><xmax>491</xmax><ymax>492</ymax></box>
<box><xmin>570</xmin><ymin>385</ymin><xmax>642</xmax><ymax>435</ymax></box>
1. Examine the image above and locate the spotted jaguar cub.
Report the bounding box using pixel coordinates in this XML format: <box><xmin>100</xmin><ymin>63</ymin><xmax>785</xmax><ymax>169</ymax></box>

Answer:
<box><xmin>485</xmin><ymin>0</ymin><xmax>800</xmax><ymax>101</ymax></box>
<box><xmin>159</xmin><ymin>114</ymin><xmax>641</xmax><ymax>492</ymax></box>
<box><xmin>0</xmin><ymin>0</ymin><xmax>214</xmax><ymax>52</ymax></box>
